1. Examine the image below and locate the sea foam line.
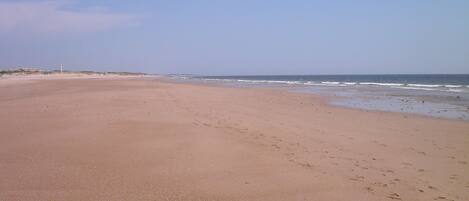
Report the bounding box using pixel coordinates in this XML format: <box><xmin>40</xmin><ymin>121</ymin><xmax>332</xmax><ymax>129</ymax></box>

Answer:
<box><xmin>445</xmin><ymin>85</ymin><xmax>462</xmax><ymax>88</ymax></box>
<box><xmin>407</xmin><ymin>84</ymin><xmax>441</xmax><ymax>88</ymax></box>
<box><xmin>392</xmin><ymin>86</ymin><xmax>438</xmax><ymax>91</ymax></box>
<box><xmin>199</xmin><ymin>78</ymin><xmax>468</xmax><ymax>93</ymax></box>
<box><xmin>359</xmin><ymin>82</ymin><xmax>404</xmax><ymax>87</ymax></box>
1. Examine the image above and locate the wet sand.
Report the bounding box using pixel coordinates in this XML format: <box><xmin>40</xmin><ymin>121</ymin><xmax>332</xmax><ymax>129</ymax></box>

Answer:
<box><xmin>1</xmin><ymin>77</ymin><xmax>468</xmax><ymax>201</ymax></box>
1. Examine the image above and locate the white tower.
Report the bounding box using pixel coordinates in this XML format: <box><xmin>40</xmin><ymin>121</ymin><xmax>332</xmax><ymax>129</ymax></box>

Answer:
<box><xmin>60</xmin><ymin>64</ymin><xmax>63</xmax><ymax>73</ymax></box>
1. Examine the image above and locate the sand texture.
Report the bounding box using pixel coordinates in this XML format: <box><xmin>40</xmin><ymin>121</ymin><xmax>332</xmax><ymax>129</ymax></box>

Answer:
<box><xmin>1</xmin><ymin>77</ymin><xmax>468</xmax><ymax>201</ymax></box>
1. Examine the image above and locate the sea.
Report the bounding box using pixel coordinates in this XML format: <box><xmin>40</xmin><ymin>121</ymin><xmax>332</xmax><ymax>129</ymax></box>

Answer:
<box><xmin>173</xmin><ymin>74</ymin><xmax>469</xmax><ymax>121</ymax></box>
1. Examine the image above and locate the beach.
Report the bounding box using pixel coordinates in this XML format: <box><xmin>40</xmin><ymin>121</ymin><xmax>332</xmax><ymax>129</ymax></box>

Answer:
<box><xmin>1</xmin><ymin>76</ymin><xmax>468</xmax><ymax>201</ymax></box>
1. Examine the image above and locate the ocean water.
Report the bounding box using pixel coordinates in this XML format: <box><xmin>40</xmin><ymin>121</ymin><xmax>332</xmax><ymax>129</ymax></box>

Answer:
<box><xmin>196</xmin><ymin>74</ymin><xmax>469</xmax><ymax>92</ymax></box>
<box><xmin>175</xmin><ymin>74</ymin><xmax>469</xmax><ymax>121</ymax></box>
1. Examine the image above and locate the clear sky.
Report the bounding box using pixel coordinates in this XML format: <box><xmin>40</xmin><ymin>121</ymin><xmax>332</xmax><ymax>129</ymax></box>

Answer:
<box><xmin>0</xmin><ymin>0</ymin><xmax>468</xmax><ymax>75</ymax></box>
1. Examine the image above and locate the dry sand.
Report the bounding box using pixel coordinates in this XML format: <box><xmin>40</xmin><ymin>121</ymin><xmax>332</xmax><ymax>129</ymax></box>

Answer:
<box><xmin>0</xmin><ymin>77</ymin><xmax>468</xmax><ymax>201</ymax></box>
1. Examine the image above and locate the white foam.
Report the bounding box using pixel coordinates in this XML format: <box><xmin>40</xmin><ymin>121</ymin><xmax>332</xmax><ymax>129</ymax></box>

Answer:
<box><xmin>407</xmin><ymin>84</ymin><xmax>441</xmax><ymax>88</ymax></box>
<box><xmin>304</xmin><ymin>81</ymin><xmax>319</xmax><ymax>86</ymax></box>
<box><xmin>392</xmin><ymin>86</ymin><xmax>438</xmax><ymax>91</ymax></box>
<box><xmin>233</xmin><ymin>79</ymin><xmax>302</xmax><ymax>85</ymax></box>
<box><xmin>303</xmin><ymin>81</ymin><xmax>346</xmax><ymax>87</ymax></box>
<box><xmin>266</xmin><ymin>80</ymin><xmax>300</xmax><ymax>85</ymax></box>
<box><xmin>238</xmin><ymin>79</ymin><xmax>270</xmax><ymax>83</ymax></box>
<box><xmin>286</xmin><ymin>81</ymin><xmax>302</xmax><ymax>85</ymax></box>
<box><xmin>203</xmin><ymin>78</ymin><xmax>223</xmax><ymax>81</ymax></box>
<box><xmin>360</xmin><ymin>82</ymin><xmax>403</xmax><ymax>87</ymax></box>
<box><xmin>263</xmin><ymin>80</ymin><xmax>282</xmax><ymax>83</ymax></box>
<box><xmin>321</xmin><ymin>81</ymin><xmax>340</xmax><ymax>85</ymax></box>
<box><xmin>343</xmin><ymin>82</ymin><xmax>357</xmax><ymax>85</ymax></box>
<box><xmin>448</xmin><ymin>89</ymin><xmax>464</xmax><ymax>92</ymax></box>
<box><xmin>304</xmin><ymin>82</ymin><xmax>345</xmax><ymax>86</ymax></box>
<box><xmin>445</xmin><ymin>85</ymin><xmax>462</xmax><ymax>88</ymax></box>
<box><xmin>202</xmin><ymin>78</ymin><xmax>239</xmax><ymax>82</ymax></box>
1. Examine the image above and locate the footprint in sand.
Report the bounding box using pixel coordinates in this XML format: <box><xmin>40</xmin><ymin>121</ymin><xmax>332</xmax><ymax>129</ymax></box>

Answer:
<box><xmin>383</xmin><ymin>169</ymin><xmax>394</xmax><ymax>174</ymax></box>
<box><xmin>297</xmin><ymin>162</ymin><xmax>314</xmax><ymax>168</ymax></box>
<box><xmin>349</xmin><ymin>175</ymin><xmax>365</xmax><ymax>182</ymax></box>
<box><xmin>449</xmin><ymin>174</ymin><xmax>457</xmax><ymax>180</ymax></box>
<box><xmin>285</xmin><ymin>152</ymin><xmax>295</xmax><ymax>156</ymax></box>
<box><xmin>387</xmin><ymin>192</ymin><xmax>402</xmax><ymax>200</ymax></box>
<box><xmin>434</xmin><ymin>196</ymin><xmax>447</xmax><ymax>200</ymax></box>
<box><xmin>417</xmin><ymin>151</ymin><xmax>426</xmax><ymax>155</ymax></box>
<box><xmin>271</xmin><ymin>144</ymin><xmax>280</xmax><ymax>149</ymax></box>
<box><xmin>428</xmin><ymin>185</ymin><xmax>438</xmax><ymax>190</ymax></box>
<box><xmin>401</xmin><ymin>162</ymin><xmax>412</xmax><ymax>167</ymax></box>
<box><xmin>372</xmin><ymin>181</ymin><xmax>388</xmax><ymax>188</ymax></box>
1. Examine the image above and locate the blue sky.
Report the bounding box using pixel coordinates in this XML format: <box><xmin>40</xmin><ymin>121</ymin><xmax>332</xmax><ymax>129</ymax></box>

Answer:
<box><xmin>0</xmin><ymin>0</ymin><xmax>468</xmax><ymax>75</ymax></box>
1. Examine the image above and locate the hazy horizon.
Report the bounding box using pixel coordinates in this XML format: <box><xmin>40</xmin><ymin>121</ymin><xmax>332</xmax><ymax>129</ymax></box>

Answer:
<box><xmin>1</xmin><ymin>0</ymin><xmax>468</xmax><ymax>75</ymax></box>
<box><xmin>3</xmin><ymin>66</ymin><xmax>469</xmax><ymax>76</ymax></box>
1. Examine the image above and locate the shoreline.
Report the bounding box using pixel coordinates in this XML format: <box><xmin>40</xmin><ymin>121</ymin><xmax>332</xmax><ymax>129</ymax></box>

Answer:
<box><xmin>1</xmin><ymin>76</ymin><xmax>468</xmax><ymax>201</ymax></box>
<box><xmin>4</xmin><ymin>73</ymin><xmax>467</xmax><ymax>123</ymax></box>
<box><xmin>191</xmin><ymin>78</ymin><xmax>469</xmax><ymax>124</ymax></box>
<box><xmin>3</xmin><ymin>74</ymin><xmax>468</xmax><ymax>122</ymax></box>
<box><xmin>175</xmin><ymin>76</ymin><xmax>469</xmax><ymax>121</ymax></box>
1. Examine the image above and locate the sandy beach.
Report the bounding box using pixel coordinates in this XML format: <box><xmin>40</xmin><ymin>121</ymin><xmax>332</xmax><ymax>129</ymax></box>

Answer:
<box><xmin>1</xmin><ymin>76</ymin><xmax>468</xmax><ymax>201</ymax></box>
